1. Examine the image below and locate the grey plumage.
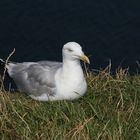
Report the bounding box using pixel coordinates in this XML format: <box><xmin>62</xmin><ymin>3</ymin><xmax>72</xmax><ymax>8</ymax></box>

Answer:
<box><xmin>7</xmin><ymin>61</ymin><xmax>62</xmax><ymax>97</ymax></box>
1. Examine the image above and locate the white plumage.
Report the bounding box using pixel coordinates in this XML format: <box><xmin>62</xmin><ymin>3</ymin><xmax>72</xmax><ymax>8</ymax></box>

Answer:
<box><xmin>5</xmin><ymin>42</ymin><xmax>90</xmax><ymax>101</ymax></box>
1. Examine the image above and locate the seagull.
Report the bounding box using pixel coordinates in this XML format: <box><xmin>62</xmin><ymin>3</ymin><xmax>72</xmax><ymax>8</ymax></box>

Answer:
<box><xmin>0</xmin><ymin>42</ymin><xmax>90</xmax><ymax>101</ymax></box>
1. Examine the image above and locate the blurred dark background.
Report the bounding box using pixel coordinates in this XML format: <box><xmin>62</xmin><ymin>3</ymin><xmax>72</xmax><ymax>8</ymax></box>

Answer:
<box><xmin>0</xmin><ymin>0</ymin><xmax>140</xmax><ymax>73</ymax></box>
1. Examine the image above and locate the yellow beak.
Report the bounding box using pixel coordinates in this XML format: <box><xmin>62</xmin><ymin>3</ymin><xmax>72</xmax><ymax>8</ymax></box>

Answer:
<box><xmin>80</xmin><ymin>55</ymin><xmax>90</xmax><ymax>64</ymax></box>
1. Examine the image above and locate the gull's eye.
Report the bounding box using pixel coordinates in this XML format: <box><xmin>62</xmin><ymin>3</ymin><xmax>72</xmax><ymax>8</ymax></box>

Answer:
<box><xmin>67</xmin><ymin>48</ymin><xmax>73</xmax><ymax>52</ymax></box>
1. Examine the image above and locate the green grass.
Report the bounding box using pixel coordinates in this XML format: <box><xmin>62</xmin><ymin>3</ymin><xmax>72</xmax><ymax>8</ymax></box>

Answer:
<box><xmin>0</xmin><ymin>68</ymin><xmax>140</xmax><ymax>140</ymax></box>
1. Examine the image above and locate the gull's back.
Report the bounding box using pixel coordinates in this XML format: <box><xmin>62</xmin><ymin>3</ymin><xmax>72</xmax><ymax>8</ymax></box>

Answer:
<box><xmin>7</xmin><ymin>61</ymin><xmax>62</xmax><ymax>96</ymax></box>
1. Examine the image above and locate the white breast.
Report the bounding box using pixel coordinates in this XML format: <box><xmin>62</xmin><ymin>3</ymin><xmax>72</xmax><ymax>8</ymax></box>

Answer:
<box><xmin>55</xmin><ymin>66</ymin><xmax>87</xmax><ymax>100</ymax></box>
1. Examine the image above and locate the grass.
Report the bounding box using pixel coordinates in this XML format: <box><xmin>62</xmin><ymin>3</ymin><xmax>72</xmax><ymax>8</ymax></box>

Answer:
<box><xmin>0</xmin><ymin>67</ymin><xmax>140</xmax><ymax>140</ymax></box>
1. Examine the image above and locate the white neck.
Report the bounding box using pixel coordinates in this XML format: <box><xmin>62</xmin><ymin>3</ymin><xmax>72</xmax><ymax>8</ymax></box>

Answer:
<box><xmin>59</xmin><ymin>54</ymin><xmax>85</xmax><ymax>82</ymax></box>
<box><xmin>62</xmin><ymin>58</ymin><xmax>81</xmax><ymax>73</ymax></box>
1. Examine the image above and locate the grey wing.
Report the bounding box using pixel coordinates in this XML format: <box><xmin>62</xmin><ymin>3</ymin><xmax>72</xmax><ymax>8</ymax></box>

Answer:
<box><xmin>8</xmin><ymin>62</ymin><xmax>62</xmax><ymax>96</ymax></box>
<box><xmin>37</xmin><ymin>60</ymin><xmax>62</xmax><ymax>67</ymax></box>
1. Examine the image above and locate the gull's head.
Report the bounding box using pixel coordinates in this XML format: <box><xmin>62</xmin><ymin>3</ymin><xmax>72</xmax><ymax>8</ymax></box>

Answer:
<box><xmin>63</xmin><ymin>42</ymin><xmax>90</xmax><ymax>64</ymax></box>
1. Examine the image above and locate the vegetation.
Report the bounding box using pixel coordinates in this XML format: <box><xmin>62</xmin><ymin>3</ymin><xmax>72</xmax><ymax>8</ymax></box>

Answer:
<box><xmin>0</xmin><ymin>66</ymin><xmax>140</xmax><ymax>140</ymax></box>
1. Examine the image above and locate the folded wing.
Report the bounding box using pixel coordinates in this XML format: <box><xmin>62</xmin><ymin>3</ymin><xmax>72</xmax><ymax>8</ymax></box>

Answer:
<box><xmin>7</xmin><ymin>61</ymin><xmax>62</xmax><ymax>96</ymax></box>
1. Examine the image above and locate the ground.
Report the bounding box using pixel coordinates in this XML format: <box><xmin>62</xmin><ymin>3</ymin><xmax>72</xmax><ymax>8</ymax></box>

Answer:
<box><xmin>0</xmin><ymin>67</ymin><xmax>140</xmax><ymax>140</ymax></box>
